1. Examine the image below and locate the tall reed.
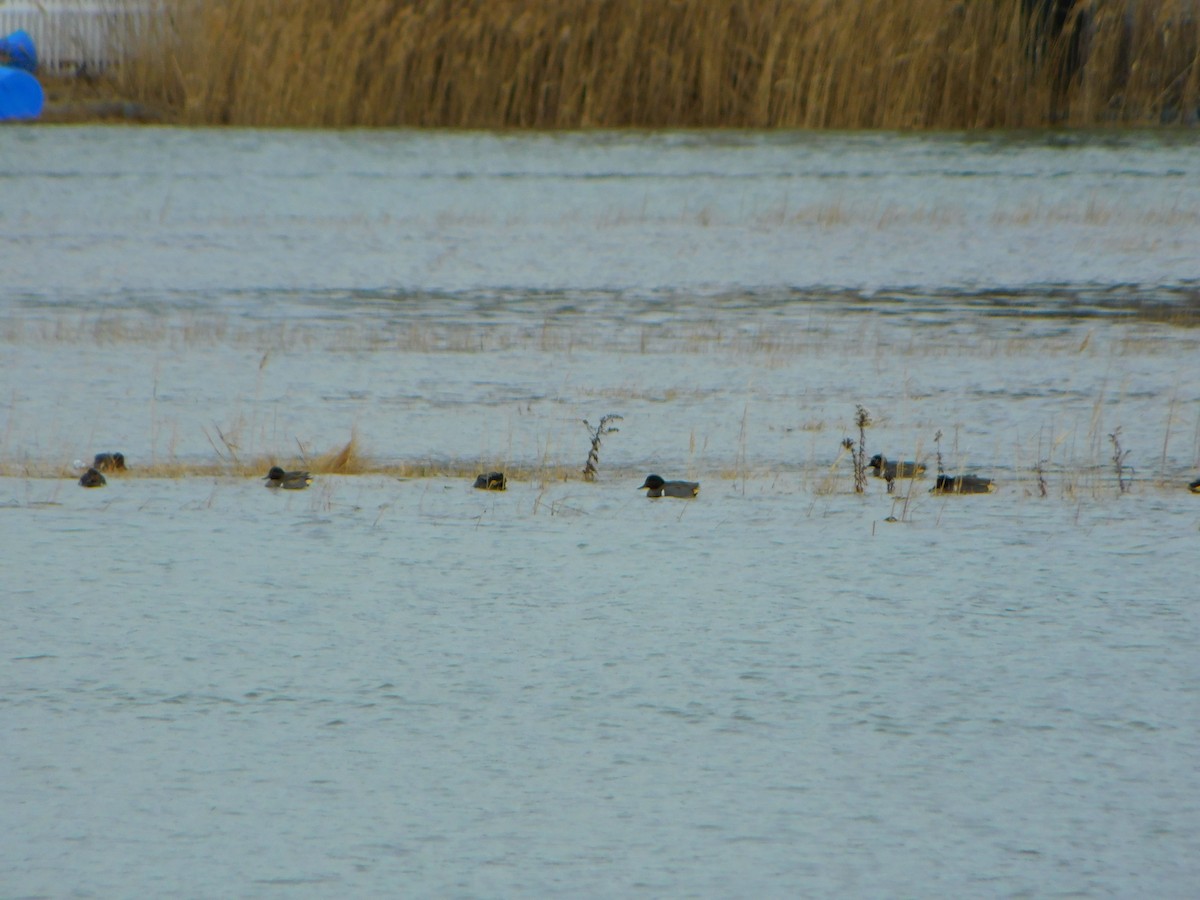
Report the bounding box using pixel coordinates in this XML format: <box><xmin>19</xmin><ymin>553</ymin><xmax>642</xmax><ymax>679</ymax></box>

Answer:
<box><xmin>111</xmin><ymin>0</ymin><xmax>1200</xmax><ymax>128</ymax></box>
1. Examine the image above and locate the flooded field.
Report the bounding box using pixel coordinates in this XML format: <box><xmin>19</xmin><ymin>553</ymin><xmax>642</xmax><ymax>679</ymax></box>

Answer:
<box><xmin>2</xmin><ymin>126</ymin><xmax>1200</xmax><ymax>897</ymax></box>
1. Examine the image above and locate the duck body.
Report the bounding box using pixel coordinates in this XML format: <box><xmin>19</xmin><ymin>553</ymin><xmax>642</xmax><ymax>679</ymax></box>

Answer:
<box><xmin>930</xmin><ymin>474</ymin><xmax>995</xmax><ymax>494</ymax></box>
<box><xmin>639</xmin><ymin>474</ymin><xmax>699</xmax><ymax>499</ymax></box>
<box><xmin>474</xmin><ymin>472</ymin><xmax>507</xmax><ymax>491</ymax></box>
<box><xmin>1190</xmin><ymin>478</ymin><xmax>1200</xmax><ymax>493</ymax></box>
<box><xmin>93</xmin><ymin>452</ymin><xmax>126</xmax><ymax>472</ymax></box>
<box><xmin>79</xmin><ymin>468</ymin><xmax>107</xmax><ymax>488</ymax></box>
<box><xmin>868</xmin><ymin>455</ymin><xmax>925</xmax><ymax>480</ymax></box>
<box><xmin>264</xmin><ymin>466</ymin><xmax>313</xmax><ymax>489</ymax></box>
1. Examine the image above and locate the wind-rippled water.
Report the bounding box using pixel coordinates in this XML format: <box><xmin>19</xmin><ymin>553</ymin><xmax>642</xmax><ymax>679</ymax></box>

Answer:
<box><xmin>2</xmin><ymin>127</ymin><xmax>1199</xmax><ymax>898</ymax></box>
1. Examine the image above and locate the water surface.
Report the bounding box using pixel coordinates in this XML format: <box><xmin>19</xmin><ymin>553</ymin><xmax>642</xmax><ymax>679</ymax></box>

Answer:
<box><xmin>2</xmin><ymin>127</ymin><xmax>1199</xmax><ymax>898</ymax></box>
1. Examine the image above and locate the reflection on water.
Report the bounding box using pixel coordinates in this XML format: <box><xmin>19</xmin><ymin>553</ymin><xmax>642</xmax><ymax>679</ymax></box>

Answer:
<box><xmin>2</xmin><ymin>128</ymin><xmax>1199</xmax><ymax>897</ymax></box>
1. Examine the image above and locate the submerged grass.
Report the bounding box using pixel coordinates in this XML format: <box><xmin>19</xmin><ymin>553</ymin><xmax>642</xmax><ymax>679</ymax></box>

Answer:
<box><xmin>2</xmin><ymin>438</ymin><xmax>1192</xmax><ymax>498</ymax></box>
<box><xmin>0</xmin><ymin>451</ymin><xmax>588</xmax><ymax>483</ymax></box>
<box><xmin>100</xmin><ymin>0</ymin><xmax>1200</xmax><ymax>129</ymax></box>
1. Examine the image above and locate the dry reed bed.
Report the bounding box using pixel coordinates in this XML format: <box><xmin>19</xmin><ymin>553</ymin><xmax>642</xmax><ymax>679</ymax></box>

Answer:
<box><xmin>109</xmin><ymin>0</ymin><xmax>1200</xmax><ymax>128</ymax></box>
<box><xmin>0</xmin><ymin>434</ymin><xmax>573</xmax><ymax>482</ymax></box>
<box><xmin>3</xmin><ymin>459</ymin><xmax>1192</xmax><ymax>500</ymax></box>
<box><xmin>4</xmin><ymin>424</ymin><xmax>1196</xmax><ymax>500</ymax></box>
<box><xmin>0</xmin><ymin>458</ymin><xmax>582</xmax><ymax>482</ymax></box>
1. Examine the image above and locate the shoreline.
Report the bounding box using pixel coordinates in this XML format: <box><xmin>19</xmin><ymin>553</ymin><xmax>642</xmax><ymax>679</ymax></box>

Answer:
<box><xmin>30</xmin><ymin>75</ymin><xmax>169</xmax><ymax>124</ymax></box>
<box><xmin>21</xmin><ymin>73</ymin><xmax>1200</xmax><ymax>130</ymax></box>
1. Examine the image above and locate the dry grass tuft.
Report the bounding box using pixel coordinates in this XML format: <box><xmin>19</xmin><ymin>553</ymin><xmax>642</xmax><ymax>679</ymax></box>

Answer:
<box><xmin>101</xmin><ymin>0</ymin><xmax>1200</xmax><ymax>129</ymax></box>
<box><xmin>308</xmin><ymin>432</ymin><xmax>365</xmax><ymax>474</ymax></box>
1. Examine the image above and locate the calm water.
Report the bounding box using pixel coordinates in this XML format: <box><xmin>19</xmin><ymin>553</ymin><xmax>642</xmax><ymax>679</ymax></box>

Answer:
<box><xmin>2</xmin><ymin>127</ymin><xmax>1200</xmax><ymax>898</ymax></box>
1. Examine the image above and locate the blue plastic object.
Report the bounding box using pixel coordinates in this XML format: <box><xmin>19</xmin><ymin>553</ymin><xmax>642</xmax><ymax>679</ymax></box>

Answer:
<box><xmin>0</xmin><ymin>65</ymin><xmax>44</xmax><ymax>121</ymax></box>
<box><xmin>0</xmin><ymin>29</ymin><xmax>38</xmax><ymax>73</ymax></box>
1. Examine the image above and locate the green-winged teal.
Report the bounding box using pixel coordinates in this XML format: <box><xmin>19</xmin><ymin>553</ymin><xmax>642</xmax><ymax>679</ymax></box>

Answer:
<box><xmin>79</xmin><ymin>468</ymin><xmax>107</xmax><ymax>488</ymax></box>
<box><xmin>93</xmin><ymin>452</ymin><xmax>126</xmax><ymax>472</ymax></box>
<box><xmin>930</xmin><ymin>474</ymin><xmax>995</xmax><ymax>494</ymax></box>
<box><xmin>264</xmin><ymin>466</ymin><xmax>313</xmax><ymax>489</ymax></box>
<box><xmin>869</xmin><ymin>454</ymin><xmax>925</xmax><ymax>480</ymax></box>
<box><xmin>474</xmin><ymin>472</ymin><xmax>507</xmax><ymax>491</ymax></box>
<box><xmin>639</xmin><ymin>474</ymin><xmax>699</xmax><ymax>499</ymax></box>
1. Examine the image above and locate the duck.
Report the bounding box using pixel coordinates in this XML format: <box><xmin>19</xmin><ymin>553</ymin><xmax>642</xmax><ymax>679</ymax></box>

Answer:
<box><xmin>93</xmin><ymin>452</ymin><xmax>126</xmax><ymax>472</ymax></box>
<box><xmin>868</xmin><ymin>454</ymin><xmax>925</xmax><ymax>480</ymax></box>
<box><xmin>263</xmin><ymin>466</ymin><xmax>313</xmax><ymax>490</ymax></box>
<box><xmin>930</xmin><ymin>474</ymin><xmax>995</xmax><ymax>495</ymax></box>
<box><xmin>639</xmin><ymin>474</ymin><xmax>700</xmax><ymax>499</ymax></box>
<box><xmin>1190</xmin><ymin>478</ymin><xmax>1200</xmax><ymax>493</ymax></box>
<box><xmin>473</xmin><ymin>472</ymin><xmax>507</xmax><ymax>491</ymax></box>
<box><xmin>79</xmin><ymin>468</ymin><xmax>107</xmax><ymax>488</ymax></box>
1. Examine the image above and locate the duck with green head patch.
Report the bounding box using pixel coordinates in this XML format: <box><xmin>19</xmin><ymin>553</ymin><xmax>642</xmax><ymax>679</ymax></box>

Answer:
<box><xmin>868</xmin><ymin>454</ymin><xmax>925</xmax><ymax>480</ymax></box>
<box><xmin>639</xmin><ymin>474</ymin><xmax>699</xmax><ymax>499</ymax></box>
<box><xmin>264</xmin><ymin>466</ymin><xmax>313</xmax><ymax>490</ymax></box>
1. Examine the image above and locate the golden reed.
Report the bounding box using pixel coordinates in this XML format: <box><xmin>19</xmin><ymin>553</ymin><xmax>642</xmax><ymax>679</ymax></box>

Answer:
<box><xmin>114</xmin><ymin>0</ymin><xmax>1198</xmax><ymax>127</ymax></box>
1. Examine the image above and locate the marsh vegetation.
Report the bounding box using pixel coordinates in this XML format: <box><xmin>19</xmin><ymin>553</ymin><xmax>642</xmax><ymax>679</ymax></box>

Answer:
<box><xmin>3</xmin><ymin>127</ymin><xmax>1197</xmax><ymax>504</ymax></box>
<box><xmin>4</xmin><ymin>301</ymin><xmax>1198</xmax><ymax>504</ymax></box>
<box><xmin>91</xmin><ymin>0</ymin><xmax>1200</xmax><ymax>128</ymax></box>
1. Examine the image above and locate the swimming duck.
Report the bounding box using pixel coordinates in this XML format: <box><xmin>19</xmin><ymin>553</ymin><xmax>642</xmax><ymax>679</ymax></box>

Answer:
<box><xmin>1190</xmin><ymin>478</ymin><xmax>1200</xmax><ymax>493</ymax></box>
<box><xmin>93</xmin><ymin>452</ymin><xmax>126</xmax><ymax>472</ymax></box>
<box><xmin>263</xmin><ymin>466</ymin><xmax>313</xmax><ymax>489</ymax></box>
<box><xmin>868</xmin><ymin>454</ymin><xmax>925</xmax><ymax>480</ymax></box>
<box><xmin>473</xmin><ymin>472</ymin><xmax>507</xmax><ymax>491</ymax></box>
<box><xmin>639</xmin><ymin>474</ymin><xmax>700</xmax><ymax>499</ymax></box>
<box><xmin>79</xmin><ymin>468</ymin><xmax>107</xmax><ymax>488</ymax></box>
<box><xmin>930</xmin><ymin>474</ymin><xmax>995</xmax><ymax>495</ymax></box>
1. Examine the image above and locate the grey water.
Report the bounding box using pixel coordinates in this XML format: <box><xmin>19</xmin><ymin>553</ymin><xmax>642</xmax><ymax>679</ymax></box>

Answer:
<box><xmin>2</xmin><ymin>126</ymin><xmax>1200</xmax><ymax>898</ymax></box>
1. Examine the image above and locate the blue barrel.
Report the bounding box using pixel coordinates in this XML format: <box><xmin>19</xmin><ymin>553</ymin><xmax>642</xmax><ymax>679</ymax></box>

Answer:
<box><xmin>0</xmin><ymin>29</ymin><xmax>38</xmax><ymax>73</ymax></box>
<box><xmin>0</xmin><ymin>66</ymin><xmax>44</xmax><ymax>121</ymax></box>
